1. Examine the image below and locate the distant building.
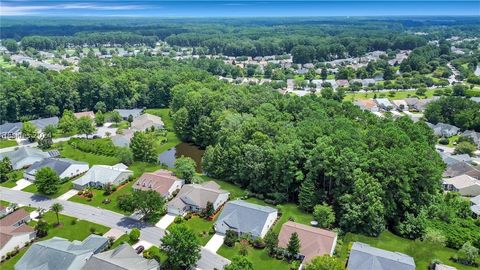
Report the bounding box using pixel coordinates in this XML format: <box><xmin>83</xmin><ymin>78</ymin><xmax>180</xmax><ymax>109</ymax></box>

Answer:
<box><xmin>428</xmin><ymin>122</ymin><xmax>460</xmax><ymax>138</ymax></box>
<box><xmin>443</xmin><ymin>174</ymin><xmax>480</xmax><ymax>197</ymax></box>
<box><xmin>462</xmin><ymin>130</ymin><xmax>480</xmax><ymax>149</ymax></box>
<box><xmin>214</xmin><ymin>200</ymin><xmax>277</xmax><ymax>238</ymax></box>
<box><xmin>391</xmin><ymin>100</ymin><xmax>409</xmax><ymax>111</ymax></box>
<box><xmin>15</xmin><ymin>235</ymin><xmax>109</xmax><ymax>270</ymax></box>
<box><xmin>470</xmin><ymin>195</ymin><xmax>480</xmax><ymax>218</ymax></box>
<box><xmin>114</xmin><ymin>109</ymin><xmax>143</xmax><ymax>120</ymax></box>
<box><xmin>24</xmin><ymin>158</ymin><xmax>89</xmax><ymax>181</ymax></box>
<box><xmin>347</xmin><ymin>242</ymin><xmax>415</xmax><ymax>270</ymax></box>
<box><xmin>354</xmin><ymin>99</ymin><xmax>379</xmax><ymax>112</ymax></box>
<box><xmin>74</xmin><ymin>111</ymin><xmax>95</xmax><ymax>119</ymax></box>
<box><xmin>82</xmin><ymin>243</ymin><xmax>160</xmax><ymax>270</ymax></box>
<box><xmin>30</xmin><ymin>117</ymin><xmax>59</xmax><ymax>131</ymax></box>
<box><xmin>133</xmin><ymin>170</ymin><xmax>184</xmax><ymax>198</ymax></box>
<box><xmin>374</xmin><ymin>98</ymin><xmax>395</xmax><ymax>111</ymax></box>
<box><xmin>131</xmin><ymin>113</ymin><xmax>164</xmax><ymax>131</ymax></box>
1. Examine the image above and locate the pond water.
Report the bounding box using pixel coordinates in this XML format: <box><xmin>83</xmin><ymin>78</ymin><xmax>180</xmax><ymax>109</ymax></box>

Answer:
<box><xmin>158</xmin><ymin>142</ymin><xmax>205</xmax><ymax>172</ymax></box>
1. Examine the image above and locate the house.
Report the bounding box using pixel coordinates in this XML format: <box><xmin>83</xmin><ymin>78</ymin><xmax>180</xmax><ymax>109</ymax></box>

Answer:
<box><xmin>362</xmin><ymin>78</ymin><xmax>376</xmax><ymax>87</ymax></box>
<box><xmin>429</xmin><ymin>123</ymin><xmax>460</xmax><ymax>138</ymax></box>
<box><xmin>471</xmin><ymin>97</ymin><xmax>480</xmax><ymax>103</ymax></box>
<box><xmin>15</xmin><ymin>235</ymin><xmax>109</xmax><ymax>270</ymax></box>
<box><xmin>72</xmin><ymin>163</ymin><xmax>133</xmax><ymax>190</ymax></box>
<box><xmin>24</xmin><ymin>158</ymin><xmax>89</xmax><ymax>181</ymax></box>
<box><xmin>470</xmin><ymin>195</ymin><xmax>480</xmax><ymax>218</ymax></box>
<box><xmin>414</xmin><ymin>98</ymin><xmax>438</xmax><ymax>112</ymax></box>
<box><xmin>440</xmin><ymin>152</ymin><xmax>472</xmax><ymax>166</ymax></box>
<box><xmin>404</xmin><ymin>98</ymin><xmax>420</xmax><ymax>111</ymax></box>
<box><xmin>278</xmin><ymin>221</ymin><xmax>337</xmax><ymax>265</ymax></box>
<box><xmin>82</xmin><ymin>243</ymin><xmax>160</xmax><ymax>270</ymax></box>
<box><xmin>347</xmin><ymin>242</ymin><xmax>415</xmax><ymax>270</ymax></box>
<box><xmin>74</xmin><ymin>111</ymin><xmax>95</xmax><ymax>119</ymax></box>
<box><xmin>133</xmin><ymin>170</ymin><xmax>184</xmax><ymax>198</ymax></box>
<box><xmin>0</xmin><ymin>205</ymin><xmax>13</xmax><ymax>218</ymax></box>
<box><xmin>0</xmin><ymin>147</ymin><xmax>59</xmax><ymax>170</ymax></box>
<box><xmin>354</xmin><ymin>99</ymin><xmax>379</xmax><ymax>112</ymax></box>
<box><xmin>167</xmin><ymin>181</ymin><xmax>229</xmax><ymax>216</ymax></box>
<box><xmin>336</xmin><ymin>79</ymin><xmax>349</xmax><ymax>88</ymax></box>
<box><xmin>324</xmin><ymin>79</ymin><xmax>338</xmax><ymax>89</ymax></box>
<box><xmin>0</xmin><ymin>122</ymin><xmax>22</xmax><ymax>138</ymax></box>
<box><xmin>462</xmin><ymin>130</ymin><xmax>480</xmax><ymax>149</ymax></box>
<box><xmin>30</xmin><ymin>116</ymin><xmax>59</xmax><ymax>131</ymax></box>
<box><xmin>0</xmin><ymin>209</ymin><xmax>35</xmax><ymax>258</ymax></box>
<box><xmin>131</xmin><ymin>113</ymin><xmax>164</xmax><ymax>131</ymax></box>
<box><xmin>114</xmin><ymin>109</ymin><xmax>143</xmax><ymax>120</ymax></box>
<box><xmin>444</xmin><ymin>162</ymin><xmax>480</xmax><ymax>179</ymax></box>
<box><xmin>374</xmin><ymin>98</ymin><xmax>395</xmax><ymax>111</ymax></box>
<box><xmin>214</xmin><ymin>200</ymin><xmax>278</xmax><ymax>238</ymax></box>
<box><xmin>434</xmin><ymin>264</ymin><xmax>457</xmax><ymax>270</ymax></box>
<box><xmin>442</xmin><ymin>174</ymin><xmax>480</xmax><ymax>197</ymax></box>
<box><xmin>391</xmin><ymin>100</ymin><xmax>409</xmax><ymax>111</ymax></box>
<box><xmin>111</xmin><ymin>129</ymin><xmax>134</xmax><ymax>147</ymax></box>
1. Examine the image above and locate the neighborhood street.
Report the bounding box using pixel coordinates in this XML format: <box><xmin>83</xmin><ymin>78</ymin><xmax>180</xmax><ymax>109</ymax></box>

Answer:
<box><xmin>0</xmin><ymin>187</ymin><xmax>230</xmax><ymax>270</ymax></box>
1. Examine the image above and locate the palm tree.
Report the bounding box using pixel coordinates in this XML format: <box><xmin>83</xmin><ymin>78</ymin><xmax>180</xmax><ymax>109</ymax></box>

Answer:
<box><xmin>50</xmin><ymin>203</ymin><xmax>64</xmax><ymax>226</ymax></box>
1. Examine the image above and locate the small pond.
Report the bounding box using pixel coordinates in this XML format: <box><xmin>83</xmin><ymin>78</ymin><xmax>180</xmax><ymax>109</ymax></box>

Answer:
<box><xmin>158</xmin><ymin>142</ymin><xmax>205</xmax><ymax>172</ymax></box>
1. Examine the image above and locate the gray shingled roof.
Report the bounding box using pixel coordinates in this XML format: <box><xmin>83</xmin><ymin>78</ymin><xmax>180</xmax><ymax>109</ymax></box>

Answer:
<box><xmin>25</xmin><ymin>158</ymin><xmax>87</xmax><ymax>176</ymax></box>
<box><xmin>73</xmin><ymin>164</ymin><xmax>132</xmax><ymax>186</ymax></box>
<box><xmin>30</xmin><ymin>117</ymin><xmax>59</xmax><ymax>130</ymax></box>
<box><xmin>347</xmin><ymin>242</ymin><xmax>415</xmax><ymax>270</ymax></box>
<box><xmin>0</xmin><ymin>147</ymin><xmax>53</xmax><ymax>170</ymax></box>
<box><xmin>15</xmin><ymin>235</ymin><xmax>108</xmax><ymax>270</ymax></box>
<box><xmin>82</xmin><ymin>244</ymin><xmax>160</xmax><ymax>270</ymax></box>
<box><xmin>114</xmin><ymin>109</ymin><xmax>143</xmax><ymax>119</ymax></box>
<box><xmin>0</xmin><ymin>122</ymin><xmax>22</xmax><ymax>134</ymax></box>
<box><xmin>215</xmin><ymin>200</ymin><xmax>277</xmax><ymax>238</ymax></box>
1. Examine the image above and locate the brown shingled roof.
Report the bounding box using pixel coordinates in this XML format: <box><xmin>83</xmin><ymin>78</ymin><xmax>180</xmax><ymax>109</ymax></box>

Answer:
<box><xmin>0</xmin><ymin>209</ymin><xmax>30</xmax><ymax>227</ymax></box>
<box><xmin>278</xmin><ymin>221</ymin><xmax>337</xmax><ymax>263</ymax></box>
<box><xmin>133</xmin><ymin>170</ymin><xmax>181</xmax><ymax>196</ymax></box>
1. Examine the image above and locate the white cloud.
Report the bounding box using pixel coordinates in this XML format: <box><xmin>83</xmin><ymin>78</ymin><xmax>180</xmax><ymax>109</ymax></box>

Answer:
<box><xmin>0</xmin><ymin>2</ymin><xmax>148</xmax><ymax>15</ymax></box>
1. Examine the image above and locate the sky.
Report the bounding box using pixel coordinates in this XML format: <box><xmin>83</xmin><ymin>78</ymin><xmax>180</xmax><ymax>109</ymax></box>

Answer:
<box><xmin>1</xmin><ymin>1</ymin><xmax>479</xmax><ymax>17</ymax></box>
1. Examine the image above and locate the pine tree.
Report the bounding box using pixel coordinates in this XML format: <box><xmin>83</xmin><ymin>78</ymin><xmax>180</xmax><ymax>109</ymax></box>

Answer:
<box><xmin>287</xmin><ymin>232</ymin><xmax>301</xmax><ymax>257</ymax></box>
<box><xmin>298</xmin><ymin>178</ymin><xmax>317</xmax><ymax>212</ymax></box>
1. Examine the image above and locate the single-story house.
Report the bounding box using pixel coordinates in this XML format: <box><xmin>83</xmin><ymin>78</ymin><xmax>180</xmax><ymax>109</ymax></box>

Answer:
<box><xmin>429</xmin><ymin>122</ymin><xmax>460</xmax><ymax>138</ymax></box>
<box><xmin>15</xmin><ymin>235</ymin><xmax>109</xmax><ymax>270</ymax></box>
<box><xmin>362</xmin><ymin>78</ymin><xmax>376</xmax><ymax>87</ymax></box>
<box><xmin>278</xmin><ymin>221</ymin><xmax>337</xmax><ymax>265</ymax></box>
<box><xmin>214</xmin><ymin>200</ymin><xmax>278</xmax><ymax>238</ymax></box>
<box><xmin>0</xmin><ymin>122</ymin><xmax>22</xmax><ymax>138</ymax></box>
<box><xmin>324</xmin><ymin>79</ymin><xmax>338</xmax><ymax>89</ymax></box>
<box><xmin>404</xmin><ymin>98</ymin><xmax>420</xmax><ymax>111</ymax></box>
<box><xmin>0</xmin><ymin>147</ymin><xmax>59</xmax><ymax>170</ymax></box>
<box><xmin>24</xmin><ymin>158</ymin><xmax>89</xmax><ymax>181</ymax></box>
<box><xmin>415</xmin><ymin>98</ymin><xmax>438</xmax><ymax>112</ymax></box>
<box><xmin>82</xmin><ymin>243</ymin><xmax>160</xmax><ymax>270</ymax></box>
<box><xmin>72</xmin><ymin>163</ymin><xmax>133</xmax><ymax>190</ymax></box>
<box><xmin>114</xmin><ymin>109</ymin><xmax>143</xmax><ymax>120</ymax></box>
<box><xmin>374</xmin><ymin>98</ymin><xmax>395</xmax><ymax>111</ymax></box>
<box><xmin>0</xmin><ymin>205</ymin><xmax>13</xmax><ymax>218</ymax></box>
<box><xmin>354</xmin><ymin>99</ymin><xmax>379</xmax><ymax>112</ymax></box>
<box><xmin>30</xmin><ymin>116</ymin><xmax>59</xmax><ymax>131</ymax></box>
<box><xmin>470</xmin><ymin>195</ymin><xmax>480</xmax><ymax>218</ymax></box>
<box><xmin>444</xmin><ymin>161</ymin><xmax>480</xmax><ymax>179</ymax></box>
<box><xmin>167</xmin><ymin>181</ymin><xmax>229</xmax><ymax>216</ymax></box>
<box><xmin>133</xmin><ymin>170</ymin><xmax>184</xmax><ymax>198</ymax></box>
<box><xmin>391</xmin><ymin>100</ymin><xmax>409</xmax><ymax>111</ymax></box>
<box><xmin>0</xmin><ymin>209</ymin><xmax>35</xmax><ymax>258</ymax></box>
<box><xmin>347</xmin><ymin>242</ymin><xmax>415</xmax><ymax>270</ymax></box>
<box><xmin>131</xmin><ymin>113</ymin><xmax>164</xmax><ymax>131</ymax></box>
<box><xmin>111</xmin><ymin>129</ymin><xmax>134</xmax><ymax>148</ymax></box>
<box><xmin>74</xmin><ymin>111</ymin><xmax>95</xmax><ymax>119</ymax></box>
<box><xmin>336</xmin><ymin>79</ymin><xmax>350</xmax><ymax>88</ymax></box>
<box><xmin>443</xmin><ymin>174</ymin><xmax>480</xmax><ymax>197</ymax></box>
<box><xmin>462</xmin><ymin>130</ymin><xmax>480</xmax><ymax>149</ymax></box>
<box><xmin>440</xmin><ymin>152</ymin><xmax>472</xmax><ymax>166</ymax></box>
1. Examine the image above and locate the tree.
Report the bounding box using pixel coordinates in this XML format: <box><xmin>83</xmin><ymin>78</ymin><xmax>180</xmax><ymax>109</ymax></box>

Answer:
<box><xmin>21</xmin><ymin>122</ymin><xmax>38</xmax><ymax>142</ymax></box>
<box><xmin>127</xmin><ymin>115</ymin><xmax>134</xmax><ymax>127</ymax></box>
<box><xmin>58</xmin><ymin>110</ymin><xmax>77</xmax><ymax>134</ymax></box>
<box><xmin>110</xmin><ymin>111</ymin><xmax>122</xmax><ymax>124</ymax></box>
<box><xmin>200</xmin><ymin>201</ymin><xmax>214</xmax><ymax>219</ymax></box>
<box><xmin>35</xmin><ymin>219</ymin><xmax>49</xmax><ymax>237</ymax></box>
<box><xmin>94</xmin><ymin>101</ymin><xmax>106</xmax><ymax>113</ymax></box>
<box><xmin>35</xmin><ymin>167</ymin><xmax>60</xmax><ymax>195</ymax></box>
<box><xmin>116</xmin><ymin>148</ymin><xmax>134</xmax><ymax>165</ymax></box>
<box><xmin>305</xmin><ymin>255</ymin><xmax>344</xmax><ymax>270</ymax></box>
<box><xmin>3</xmin><ymin>39</ymin><xmax>18</xmax><ymax>53</ymax></box>
<box><xmin>174</xmin><ymin>156</ymin><xmax>196</xmax><ymax>183</ymax></box>
<box><xmin>422</xmin><ymin>228</ymin><xmax>446</xmax><ymax>247</ymax></box>
<box><xmin>95</xmin><ymin>111</ymin><xmax>105</xmax><ymax>127</ymax></box>
<box><xmin>454</xmin><ymin>141</ymin><xmax>476</xmax><ymax>156</ymax></box>
<box><xmin>38</xmin><ymin>124</ymin><xmax>56</xmax><ymax>150</ymax></box>
<box><xmin>161</xmin><ymin>225</ymin><xmax>201</xmax><ymax>269</ymax></box>
<box><xmin>456</xmin><ymin>241</ymin><xmax>479</xmax><ymax>266</ymax></box>
<box><xmin>287</xmin><ymin>232</ymin><xmax>301</xmax><ymax>257</ymax></box>
<box><xmin>320</xmin><ymin>68</ymin><xmax>328</xmax><ymax>80</ymax></box>
<box><xmin>224</xmin><ymin>229</ymin><xmax>238</xmax><ymax>247</ymax></box>
<box><xmin>50</xmin><ymin>203</ymin><xmax>64</xmax><ymax>226</ymax></box>
<box><xmin>298</xmin><ymin>178</ymin><xmax>317</xmax><ymax>212</ymax></box>
<box><xmin>118</xmin><ymin>190</ymin><xmax>165</xmax><ymax>221</ymax></box>
<box><xmin>224</xmin><ymin>256</ymin><xmax>254</xmax><ymax>270</ymax></box>
<box><xmin>0</xmin><ymin>157</ymin><xmax>13</xmax><ymax>183</ymax></box>
<box><xmin>265</xmin><ymin>231</ymin><xmax>278</xmax><ymax>255</ymax></box>
<box><xmin>129</xmin><ymin>228</ymin><xmax>141</xmax><ymax>242</ymax></box>
<box><xmin>130</xmin><ymin>131</ymin><xmax>157</xmax><ymax>163</ymax></box>
<box><xmin>77</xmin><ymin>116</ymin><xmax>95</xmax><ymax>138</ymax></box>
<box><xmin>239</xmin><ymin>239</ymin><xmax>249</xmax><ymax>256</ymax></box>
<box><xmin>313</xmin><ymin>203</ymin><xmax>335</xmax><ymax>229</ymax></box>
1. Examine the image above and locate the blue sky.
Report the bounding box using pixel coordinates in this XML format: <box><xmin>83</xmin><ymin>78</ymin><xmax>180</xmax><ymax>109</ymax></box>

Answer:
<box><xmin>1</xmin><ymin>1</ymin><xmax>479</xmax><ymax>17</ymax></box>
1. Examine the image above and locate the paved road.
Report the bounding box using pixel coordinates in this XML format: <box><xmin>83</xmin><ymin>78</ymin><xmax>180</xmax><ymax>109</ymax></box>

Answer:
<box><xmin>0</xmin><ymin>187</ymin><xmax>230</xmax><ymax>269</ymax></box>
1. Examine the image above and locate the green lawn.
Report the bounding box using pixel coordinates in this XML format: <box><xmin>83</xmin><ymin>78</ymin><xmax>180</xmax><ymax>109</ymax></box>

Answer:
<box><xmin>0</xmin><ymin>170</ymin><xmax>24</xmax><ymax>188</ymax></box>
<box><xmin>144</xmin><ymin>246</ymin><xmax>169</xmax><ymax>264</ymax></box>
<box><xmin>218</xmin><ymin>243</ymin><xmax>290</xmax><ymax>270</ymax></box>
<box><xmin>344</xmin><ymin>89</ymin><xmax>436</xmax><ymax>101</ymax></box>
<box><xmin>109</xmin><ymin>234</ymin><xmax>136</xmax><ymax>249</ymax></box>
<box><xmin>202</xmin><ymin>176</ymin><xmax>247</xmax><ymax>199</ymax></box>
<box><xmin>339</xmin><ymin>231</ymin><xmax>479</xmax><ymax>270</ymax></box>
<box><xmin>144</xmin><ymin>108</ymin><xmax>173</xmax><ymax>129</ymax></box>
<box><xmin>145</xmin><ymin>108</ymin><xmax>182</xmax><ymax>154</ymax></box>
<box><xmin>22</xmin><ymin>180</ymin><xmax>73</xmax><ymax>198</ymax></box>
<box><xmin>0</xmin><ymin>139</ymin><xmax>17</xmax><ymax>149</ymax></box>
<box><xmin>168</xmin><ymin>216</ymin><xmax>215</xmax><ymax>246</ymax></box>
<box><xmin>56</xmin><ymin>142</ymin><xmax>120</xmax><ymax>166</ymax></box>
<box><xmin>0</xmin><ymin>210</ymin><xmax>109</xmax><ymax>270</ymax></box>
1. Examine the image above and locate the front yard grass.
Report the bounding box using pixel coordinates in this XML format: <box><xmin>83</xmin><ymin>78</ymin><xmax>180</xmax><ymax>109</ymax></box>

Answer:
<box><xmin>168</xmin><ymin>216</ymin><xmax>215</xmax><ymax>246</ymax></box>
<box><xmin>0</xmin><ymin>139</ymin><xmax>17</xmax><ymax>149</ymax></box>
<box><xmin>0</xmin><ymin>170</ymin><xmax>24</xmax><ymax>188</ymax></box>
<box><xmin>339</xmin><ymin>231</ymin><xmax>479</xmax><ymax>270</ymax></box>
<box><xmin>144</xmin><ymin>246</ymin><xmax>168</xmax><ymax>264</ymax></box>
<box><xmin>218</xmin><ymin>243</ymin><xmax>290</xmax><ymax>270</ymax></box>
<box><xmin>22</xmin><ymin>180</ymin><xmax>73</xmax><ymax>198</ymax></box>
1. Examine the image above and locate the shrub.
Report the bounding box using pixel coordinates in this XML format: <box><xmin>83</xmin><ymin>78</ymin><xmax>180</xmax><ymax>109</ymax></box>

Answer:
<box><xmin>224</xmin><ymin>230</ymin><xmax>238</xmax><ymax>247</ymax></box>
<box><xmin>253</xmin><ymin>237</ymin><xmax>266</xmax><ymax>249</ymax></box>
<box><xmin>129</xmin><ymin>228</ymin><xmax>141</xmax><ymax>242</ymax></box>
<box><xmin>70</xmin><ymin>219</ymin><xmax>77</xmax><ymax>225</ymax></box>
<box><xmin>174</xmin><ymin>216</ymin><xmax>184</xmax><ymax>224</ymax></box>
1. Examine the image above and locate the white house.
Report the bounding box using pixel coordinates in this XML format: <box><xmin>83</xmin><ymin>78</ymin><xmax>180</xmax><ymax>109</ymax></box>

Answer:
<box><xmin>24</xmin><ymin>158</ymin><xmax>89</xmax><ymax>181</ymax></box>
<box><xmin>0</xmin><ymin>209</ymin><xmax>36</xmax><ymax>258</ymax></box>
<box><xmin>72</xmin><ymin>163</ymin><xmax>133</xmax><ymax>190</ymax></box>
<box><xmin>443</xmin><ymin>174</ymin><xmax>480</xmax><ymax>197</ymax></box>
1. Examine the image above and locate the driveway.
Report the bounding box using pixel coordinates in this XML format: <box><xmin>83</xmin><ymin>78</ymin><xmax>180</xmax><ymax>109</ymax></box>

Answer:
<box><xmin>57</xmin><ymin>189</ymin><xmax>78</xmax><ymax>201</ymax></box>
<box><xmin>103</xmin><ymin>228</ymin><xmax>125</xmax><ymax>240</ymax></box>
<box><xmin>155</xmin><ymin>213</ymin><xmax>176</xmax><ymax>229</ymax></box>
<box><xmin>132</xmin><ymin>240</ymin><xmax>154</xmax><ymax>250</ymax></box>
<box><xmin>0</xmin><ymin>187</ymin><xmax>230</xmax><ymax>270</ymax></box>
<box><xmin>204</xmin><ymin>233</ymin><xmax>225</xmax><ymax>253</ymax></box>
<box><xmin>12</xmin><ymin>179</ymin><xmax>32</xmax><ymax>191</ymax></box>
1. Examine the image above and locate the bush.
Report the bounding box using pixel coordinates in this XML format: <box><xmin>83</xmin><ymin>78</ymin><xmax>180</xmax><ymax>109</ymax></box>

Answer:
<box><xmin>70</xmin><ymin>219</ymin><xmax>77</xmax><ymax>225</ymax></box>
<box><xmin>174</xmin><ymin>216</ymin><xmax>184</xmax><ymax>224</ymax></box>
<box><xmin>129</xmin><ymin>228</ymin><xmax>141</xmax><ymax>242</ymax></box>
<box><xmin>68</xmin><ymin>138</ymin><xmax>122</xmax><ymax>157</ymax></box>
<box><xmin>224</xmin><ymin>230</ymin><xmax>238</xmax><ymax>247</ymax></box>
<box><xmin>253</xmin><ymin>237</ymin><xmax>266</xmax><ymax>249</ymax></box>
<box><xmin>438</xmin><ymin>138</ymin><xmax>449</xmax><ymax>145</ymax></box>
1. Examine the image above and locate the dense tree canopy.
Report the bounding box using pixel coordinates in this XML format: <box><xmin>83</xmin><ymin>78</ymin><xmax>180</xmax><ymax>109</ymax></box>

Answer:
<box><xmin>424</xmin><ymin>97</ymin><xmax>480</xmax><ymax>131</ymax></box>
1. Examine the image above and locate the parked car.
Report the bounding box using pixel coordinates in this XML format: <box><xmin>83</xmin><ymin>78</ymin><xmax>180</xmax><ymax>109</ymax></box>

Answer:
<box><xmin>135</xmin><ymin>245</ymin><xmax>144</xmax><ymax>254</ymax></box>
